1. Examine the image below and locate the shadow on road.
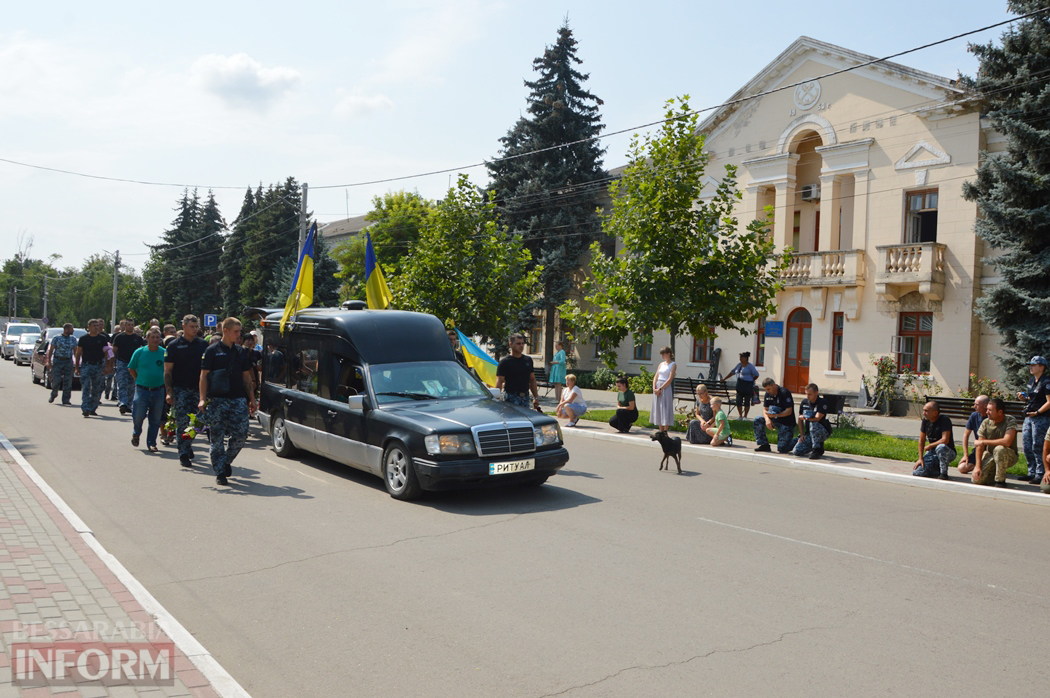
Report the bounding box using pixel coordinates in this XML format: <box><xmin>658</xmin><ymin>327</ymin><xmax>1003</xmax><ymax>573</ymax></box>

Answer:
<box><xmin>421</xmin><ymin>482</ymin><xmax>601</xmax><ymax>517</ymax></box>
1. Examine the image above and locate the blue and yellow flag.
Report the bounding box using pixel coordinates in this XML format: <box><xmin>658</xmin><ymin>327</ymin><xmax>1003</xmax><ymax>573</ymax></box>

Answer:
<box><xmin>365</xmin><ymin>231</ymin><xmax>393</xmax><ymax>310</ymax></box>
<box><xmin>280</xmin><ymin>222</ymin><xmax>316</xmax><ymax>333</ymax></box>
<box><xmin>455</xmin><ymin>329</ymin><xmax>499</xmax><ymax>387</ymax></box>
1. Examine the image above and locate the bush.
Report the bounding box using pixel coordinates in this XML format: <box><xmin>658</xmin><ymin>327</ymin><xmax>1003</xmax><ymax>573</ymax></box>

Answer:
<box><xmin>958</xmin><ymin>373</ymin><xmax>1010</xmax><ymax>400</ymax></box>
<box><xmin>629</xmin><ymin>367</ymin><xmax>654</xmax><ymax>394</ymax></box>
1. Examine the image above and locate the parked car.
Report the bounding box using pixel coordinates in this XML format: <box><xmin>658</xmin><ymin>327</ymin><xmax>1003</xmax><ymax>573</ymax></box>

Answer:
<box><xmin>2</xmin><ymin>323</ymin><xmax>41</xmax><ymax>360</ymax></box>
<box><xmin>30</xmin><ymin>328</ymin><xmax>88</xmax><ymax>389</ymax></box>
<box><xmin>255</xmin><ymin>307</ymin><xmax>569</xmax><ymax>500</ymax></box>
<box><xmin>13</xmin><ymin>333</ymin><xmax>40</xmax><ymax>365</ymax></box>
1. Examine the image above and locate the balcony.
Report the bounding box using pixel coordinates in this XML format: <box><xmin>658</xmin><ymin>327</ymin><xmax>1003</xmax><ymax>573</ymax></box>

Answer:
<box><xmin>875</xmin><ymin>242</ymin><xmax>946</xmax><ymax>300</ymax></box>
<box><xmin>778</xmin><ymin>249</ymin><xmax>866</xmax><ymax>288</ymax></box>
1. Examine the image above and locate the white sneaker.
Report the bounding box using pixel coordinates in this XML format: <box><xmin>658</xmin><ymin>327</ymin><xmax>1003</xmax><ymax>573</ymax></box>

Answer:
<box><xmin>566</xmin><ymin>421</ymin><xmax>577</xmax><ymax>427</ymax></box>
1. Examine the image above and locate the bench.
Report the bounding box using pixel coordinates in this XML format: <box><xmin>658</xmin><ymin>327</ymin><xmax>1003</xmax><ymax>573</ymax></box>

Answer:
<box><xmin>698</xmin><ymin>378</ymin><xmax>735</xmax><ymax>414</ymax></box>
<box><xmin>922</xmin><ymin>395</ymin><xmax>1027</xmax><ymax>427</ymax></box>
<box><xmin>534</xmin><ymin>367</ymin><xmax>553</xmax><ymax>398</ymax></box>
<box><xmin>673</xmin><ymin>377</ymin><xmax>699</xmax><ymax>408</ymax></box>
<box><xmin>823</xmin><ymin>393</ymin><xmax>848</xmax><ymax>428</ymax></box>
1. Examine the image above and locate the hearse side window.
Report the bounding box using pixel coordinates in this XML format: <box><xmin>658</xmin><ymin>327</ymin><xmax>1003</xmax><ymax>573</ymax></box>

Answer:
<box><xmin>263</xmin><ymin>335</ymin><xmax>289</xmax><ymax>386</ymax></box>
<box><xmin>291</xmin><ymin>335</ymin><xmax>322</xmax><ymax>396</ymax></box>
<box><xmin>334</xmin><ymin>358</ymin><xmax>366</xmax><ymax>402</ymax></box>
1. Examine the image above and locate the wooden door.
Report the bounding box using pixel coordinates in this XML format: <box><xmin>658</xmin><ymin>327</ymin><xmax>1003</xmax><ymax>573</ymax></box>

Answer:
<box><xmin>784</xmin><ymin>308</ymin><xmax>812</xmax><ymax>393</ymax></box>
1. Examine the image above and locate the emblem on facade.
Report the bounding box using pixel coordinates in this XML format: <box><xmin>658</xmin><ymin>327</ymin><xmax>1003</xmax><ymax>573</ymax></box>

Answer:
<box><xmin>793</xmin><ymin>80</ymin><xmax>821</xmax><ymax>111</ymax></box>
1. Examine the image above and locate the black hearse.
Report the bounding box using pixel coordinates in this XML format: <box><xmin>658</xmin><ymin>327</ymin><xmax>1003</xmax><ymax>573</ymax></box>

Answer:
<box><xmin>255</xmin><ymin>307</ymin><xmax>569</xmax><ymax>500</ymax></box>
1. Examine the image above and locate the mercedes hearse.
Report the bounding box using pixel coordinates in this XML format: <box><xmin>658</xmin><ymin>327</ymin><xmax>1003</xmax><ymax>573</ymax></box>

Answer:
<box><xmin>255</xmin><ymin>308</ymin><xmax>569</xmax><ymax>500</ymax></box>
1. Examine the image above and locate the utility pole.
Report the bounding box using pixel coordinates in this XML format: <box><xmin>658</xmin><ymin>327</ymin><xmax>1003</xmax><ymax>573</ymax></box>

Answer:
<box><xmin>110</xmin><ymin>251</ymin><xmax>120</xmax><ymax>332</ymax></box>
<box><xmin>298</xmin><ymin>183</ymin><xmax>309</xmax><ymax>259</ymax></box>
<box><xmin>42</xmin><ymin>276</ymin><xmax>48</xmax><ymax>327</ymax></box>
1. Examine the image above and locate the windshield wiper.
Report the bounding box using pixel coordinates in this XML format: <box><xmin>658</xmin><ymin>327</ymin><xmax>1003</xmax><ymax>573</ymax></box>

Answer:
<box><xmin>374</xmin><ymin>391</ymin><xmax>435</xmax><ymax>400</ymax></box>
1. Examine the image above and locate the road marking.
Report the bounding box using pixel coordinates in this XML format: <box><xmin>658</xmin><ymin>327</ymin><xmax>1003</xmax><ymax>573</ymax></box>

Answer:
<box><xmin>0</xmin><ymin>429</ymin><xmax>251</xmax><ymax>697</ymax></box>
<box><xmin>265</xmin><ymin>457</ymin><xmax>329</xmax><ymax>484</ymax></box>
<box><xmin>697</xmin><ymin>516</ymin><xmax>1049</xmax><ymax>601</ymax></box>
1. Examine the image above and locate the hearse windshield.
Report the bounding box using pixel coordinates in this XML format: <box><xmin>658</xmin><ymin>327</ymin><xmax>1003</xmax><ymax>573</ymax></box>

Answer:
<box><xmin>369</xmin><ymin>360</ymin><xmax>489</xmax><ymax>405</ymax></box>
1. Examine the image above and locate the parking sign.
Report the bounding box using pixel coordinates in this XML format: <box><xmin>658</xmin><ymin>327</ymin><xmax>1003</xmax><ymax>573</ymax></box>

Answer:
<box><xmin>204</xmin><ymin>314</ymin><xmax>218</xmax><ymax>328</ymax></box>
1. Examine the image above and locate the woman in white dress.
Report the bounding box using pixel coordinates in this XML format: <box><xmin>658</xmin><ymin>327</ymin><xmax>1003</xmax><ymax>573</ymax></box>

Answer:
<box><xmin>651</xmin><ymin>347</ymin><xmax>676</xmax><ymax>431</ymax></box>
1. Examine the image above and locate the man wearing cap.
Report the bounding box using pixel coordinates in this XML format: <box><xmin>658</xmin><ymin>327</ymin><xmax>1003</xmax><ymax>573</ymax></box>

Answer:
<box><xmin>726</xmin><ymin>351</ymin><xmax>760</xmax><ymax>419</ymax></box>
<box><xmin>1017</xmin><ymin>356</ymin><xmax>1050</xmax><ymax>484</ymax></box>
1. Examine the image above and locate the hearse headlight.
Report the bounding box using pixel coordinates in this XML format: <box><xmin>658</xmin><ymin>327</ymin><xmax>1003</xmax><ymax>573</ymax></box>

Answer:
<box><xmin>424</xmin><ymin>434</ymin><xmax>476</xmax><ymax>455</ymax></box>
<box><xmin>534</xmin><ymin>424</ymin><xmax>561</xmax><ymax>447</ymax></box>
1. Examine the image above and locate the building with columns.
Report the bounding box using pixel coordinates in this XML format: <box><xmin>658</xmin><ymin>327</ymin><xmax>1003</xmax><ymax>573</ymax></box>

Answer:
<box><xmin>556</xmin><ymin>36</ymin><xmax>1004</xmax><ymax>399</ymax></box>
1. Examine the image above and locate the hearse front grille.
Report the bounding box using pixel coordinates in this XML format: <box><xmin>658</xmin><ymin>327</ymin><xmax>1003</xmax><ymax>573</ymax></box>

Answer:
<box><xmin>472</xmin><ymin>422</ymin><xmax>535</xmax><ymax>457</ymax></box>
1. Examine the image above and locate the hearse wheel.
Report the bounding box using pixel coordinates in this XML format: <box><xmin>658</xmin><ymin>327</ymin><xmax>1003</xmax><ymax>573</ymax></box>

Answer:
<box><xmin>383</xmin><ymin>442</ymin><xmax>422</xmax><ymax>501</ymax></box>
<box><xmin>270</xmin><ymin>413</ymin><xmax>298</xmax><ymax>458</ymax></box>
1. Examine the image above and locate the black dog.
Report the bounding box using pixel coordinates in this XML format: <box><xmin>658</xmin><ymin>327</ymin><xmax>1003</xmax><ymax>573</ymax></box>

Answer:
<box><xmin>651</xmin><ymin>431</ymin><xmax>682</xmax><ymax>473</ymax></box>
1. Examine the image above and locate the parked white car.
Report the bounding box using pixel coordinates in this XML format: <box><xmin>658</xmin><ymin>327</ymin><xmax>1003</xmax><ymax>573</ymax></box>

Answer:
<box><xmin>2</xmin><ymin>323</ymin><xmax>40</xmax><ymax>360</ymax></box>
<box><xmin>13</xmin><ymin>333</ymin><xmax>40</xmax><ymax>365</ymax></box>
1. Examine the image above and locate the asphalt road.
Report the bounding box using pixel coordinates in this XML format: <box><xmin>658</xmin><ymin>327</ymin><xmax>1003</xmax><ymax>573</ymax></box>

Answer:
<box><xmin>1</xmin><ymin>357</ymin><xmax>1048</xmax><ymax>697</ymax></box>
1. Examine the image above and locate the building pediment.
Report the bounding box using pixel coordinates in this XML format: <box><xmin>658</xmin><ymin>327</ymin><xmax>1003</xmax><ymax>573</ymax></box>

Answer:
<box><xmin>699</xmin><ymin>36</ymin><xmax>971</xmax><ymax>143</ymax></box>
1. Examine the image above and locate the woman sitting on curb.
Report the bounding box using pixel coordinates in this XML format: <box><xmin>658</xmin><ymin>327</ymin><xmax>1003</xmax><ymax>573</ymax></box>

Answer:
<box><xmin>555</xmin><ymin>374</ymin><xmax>587</xmax><ymax>427</ymax></box>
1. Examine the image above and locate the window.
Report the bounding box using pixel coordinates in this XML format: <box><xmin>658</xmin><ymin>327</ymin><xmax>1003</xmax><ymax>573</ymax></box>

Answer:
<box><xmin>831</xmin><ymin>312</ymin><xmax>844</xmax><ymax>370</ymax></box>
<box><xmin>905</xmin><ymin>189</ymin><xmax>938</xmax><ymax>243</ymax></box>
<box><xmin>755</xmin><ymin>318</ymin><xmax>766</xmax><ymax>367</ymax></box>
<box><xmin>528</xmin><ymin>328</ymin><xmax>542</xmax><ymax>354</ymax></box>
<box><xmin>896</xmin><ymin>312</ymin><xmax>932</xmax><ymax>373</ymax></box>
<box><xmin>291</xmin><ymin>335</ymin><xmax>322</xmax><ymax>396</ymax></box>
<box><xmin>593</xmin><ymin>339</ymin><xmax>607</xmax><ymax>359</ymax></box>
<box><xmin>691</xmin><ymin>331</ymin><xmax>715</xmax><ymax>363</ymax></box>
<box><xmin>264</xmin><ymin>336</ymin><xmax>289</xmax><ymax>386</ymax></box>
<box><xmin>632</xmin><ymin>340</ymin><xmax>652</xmax><ymax>361</ymax></box>
<box><xmin>792</xmin><ymin>211</ymin><xmax>801</xmax><ymax>250</ymax></box>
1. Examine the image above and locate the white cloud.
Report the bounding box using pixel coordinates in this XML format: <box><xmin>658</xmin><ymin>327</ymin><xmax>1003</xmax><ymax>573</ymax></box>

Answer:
<box><xmin>333</xmin><ymin>92</ymin><xmax>395</xmax><ymax>120</ymax></box>
<box><xmin>190</xmin><ymin>53</ymin><xmax>300</xmax><ymax>109</ymax></box>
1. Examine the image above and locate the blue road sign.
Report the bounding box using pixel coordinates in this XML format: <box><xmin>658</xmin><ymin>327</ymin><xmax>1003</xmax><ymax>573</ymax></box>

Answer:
<box><xmin>204</xmin><ymin>314</ymin><xmax>218</xmax><ymax>328</ymax></box>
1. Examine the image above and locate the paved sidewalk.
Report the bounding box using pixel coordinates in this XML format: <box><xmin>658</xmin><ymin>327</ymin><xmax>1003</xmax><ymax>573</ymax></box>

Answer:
<box><xmin>0</xmin><ymin>432</ymin><xmax>248</xmax><ymax>697</ymax></box>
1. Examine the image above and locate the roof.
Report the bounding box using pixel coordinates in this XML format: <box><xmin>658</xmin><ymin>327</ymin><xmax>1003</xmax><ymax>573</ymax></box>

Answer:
<box><xmin>318</xmin><ymin>214</ymin><xmax>371</xmax><ymax>241</ymax></box>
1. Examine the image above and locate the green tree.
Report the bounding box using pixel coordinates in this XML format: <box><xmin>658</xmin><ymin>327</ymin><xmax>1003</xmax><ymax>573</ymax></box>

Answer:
<box><xmin>486</xmin><ymin>21</ymin><xmax>606</xmax><ymax>363</ymax></box>
<box><xmin>239</xmin><ymin>178</ymin><xmax>304</xmax><ymax>307</ymax></box>
<box><xmin>220</xmin><ymin>187</ymin><xmax>257</xmax><ymax>315</ymax></box>
<box><xmin>52</xmin><ymin>255</ymin><xmax>143</xmax><ymax>327</ymax></box>
<box><xmin>560</xmin><ymin>96</ymin><xmax>787</xmax><ymax>362</ymax></box>
<box><xmin>332</xmin><ymin>190</ymin><xmax>432</xmax><ymax>301</ymax></box>
<box><xmin>394</xmin><ymin>175</ymin><xmax>540</xmax><ymax>351</ymax></box>
<box><xmin>264</xmin><ymin>224</ymin><xmax>341</xmax><ymax>309</ymax></box>
<box><xmin>962</xmin><ymin>0</ymin><xmax>1050</xmax><ymax>387</ymax></box>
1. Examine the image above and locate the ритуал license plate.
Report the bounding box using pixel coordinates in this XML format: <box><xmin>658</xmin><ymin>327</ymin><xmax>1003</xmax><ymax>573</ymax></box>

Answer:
<box><xmin>489</xmin><ymin>458</ymin><xmax>535</xmax><ymax>475</ymax></box>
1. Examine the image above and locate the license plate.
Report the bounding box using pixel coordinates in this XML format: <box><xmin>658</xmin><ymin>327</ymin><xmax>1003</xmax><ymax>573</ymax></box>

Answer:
<box><xmin>489</xmin><ymin>458</ymin><xmax>535</xmax><ymax>475</ymax></box>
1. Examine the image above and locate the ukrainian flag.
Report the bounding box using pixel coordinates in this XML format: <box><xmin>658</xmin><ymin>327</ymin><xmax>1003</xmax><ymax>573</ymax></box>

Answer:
<box><xmin>455</xmin><ymin>329</ymin><xmax>499</xmax><ymax>387</ymax></box>
<box><xmin>280</xmin><ymin>222</ymin><xmax>316</xmax><ymax>333</ymax></box>
<box><xmin>365</xmin><ymin>231</ymin><xmax>393</xmax><ymax>310</ymax></box>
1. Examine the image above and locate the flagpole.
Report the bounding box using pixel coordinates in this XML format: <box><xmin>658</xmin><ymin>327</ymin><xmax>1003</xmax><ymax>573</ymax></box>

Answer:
<box><xmin>298</xmin><ymin>182</ymin><xmax>309</xmax><ymax>260</ymax></box>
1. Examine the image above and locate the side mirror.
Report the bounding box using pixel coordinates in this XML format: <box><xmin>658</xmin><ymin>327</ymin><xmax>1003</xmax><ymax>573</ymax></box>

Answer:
<box><xmin>488</xmin><ymin>387</ymin><xmax>501</xmax><ymax>399</ymax></box>
<box><xmin>347</xmin><ymin>395</ymin><xmax>365</xmax><ymax>410</ymax></box>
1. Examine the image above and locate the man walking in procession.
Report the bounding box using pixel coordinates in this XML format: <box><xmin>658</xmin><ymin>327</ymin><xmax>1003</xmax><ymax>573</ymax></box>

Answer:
<box><xmin>165</xmin><ymin>315</ymin><xmax>208</xmax><ymax>467</ymax></box>
<box><xmin>45</xmin><ymin>323</ymin><xmax>78</xmax><ymax>405</ymax></box>
<box><xmin>199</xmin><ymin>317</ymin><xmax>256</xmax><ymax>486</ymax></box>
<box><xmin>113</xmin><ymin>319</ymin><xmax>146</xmax><ymax>415</ymax></box>
<box><xmin>75</xmin><ymin>319</ymin><xmax>110</xmax><ymax>417</ymax></box>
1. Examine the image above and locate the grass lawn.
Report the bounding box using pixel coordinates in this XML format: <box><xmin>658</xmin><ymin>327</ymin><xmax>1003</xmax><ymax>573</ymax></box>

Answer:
<box><xmin>571</xmin><ymin>409</ymin><xmax>1029</xmax><ymax>475</ymax></box>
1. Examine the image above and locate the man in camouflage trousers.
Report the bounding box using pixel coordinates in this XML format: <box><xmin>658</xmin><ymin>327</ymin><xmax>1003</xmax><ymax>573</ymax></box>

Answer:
<box><xmin>45</xmin><ymin>323</ymin><xmax>79</xmax><ymax>405</ymax></box>
<box><xmin>199</xmin><ymin>317</ymin><xmax>256</xmax><ymax>486</ymax></box>
<box><xmin>164</xmin><ymin>315</ymin><xmax>208</xmax><ymax>468</ymax></box>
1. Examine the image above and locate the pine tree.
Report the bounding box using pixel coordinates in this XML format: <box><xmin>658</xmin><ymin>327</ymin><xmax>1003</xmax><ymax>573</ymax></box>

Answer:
<box><xmin>220</xmin><ymin>187</ymin><xmax>256</xmax><ymax>315</ymax></box>
<box><xmin>239</xmin><ymin>178</ymin><xmax>303</xmax><ymax>307</ymax></box>
<box><xmin>962</xmin><ymin>1</ymin><xmax>1050</xmax><ymax>386</ymax></box>
<box><xmin>486</xmin><ymin>21</ymin><xmax>607</xmax><ymax>363</ymax></box>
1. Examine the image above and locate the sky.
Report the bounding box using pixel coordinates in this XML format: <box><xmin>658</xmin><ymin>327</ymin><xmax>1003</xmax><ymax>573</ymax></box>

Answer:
<box><xmin>0</xmin><ymin>0</ymin><xmax>1019</xmax><ymax>274</ymax></box>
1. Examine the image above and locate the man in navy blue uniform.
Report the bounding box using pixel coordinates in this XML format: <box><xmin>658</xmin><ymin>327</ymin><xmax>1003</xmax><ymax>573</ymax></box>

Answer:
<box><xmin>165</xmin><ymin>314</ymin><xmax>209</xmax><ymax>468</ymax></box>
<box><xmin>754</xmin><ymin>377</ymin><xmax>795</xmax><ymax>453</ymax></box>
<box><xmin>199</xmin><ymin>317</ymin><xmax>256</xmax><ymax>486</ymax></box>
<box><xmin>792</xmin><ymin>383</ymin><xmax>832</xmax><ymax>460</ymax></box>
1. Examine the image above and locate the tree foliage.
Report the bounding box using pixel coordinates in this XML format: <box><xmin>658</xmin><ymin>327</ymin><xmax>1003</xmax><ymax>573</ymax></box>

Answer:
<box><xmin>486</xmin><ymin>21</ymin><xmax>606</xmax><ymax>363</ymax></box>
<box><xmin>560</xmin><ymin>96</ymin><xmax>787</xmax><ymax>362</ymax></box>
<box><xmin>961</xmin><ymin>0</ymin><xmax>1050</xmax><ymax>387</ymax></box>
<box><xmin>238</xmin><ymin>178</ymin><xmax>303</xmax><ymax>308</ymax></box>
<box><xmin>332</xmin><ymin>190</ymin><xmax>432</xmax><ymax>301</ymax></box>
<box><xmin>393</xmin><ymin>175</ymin><xmax>541</xmax><ymax>352</ymax></box>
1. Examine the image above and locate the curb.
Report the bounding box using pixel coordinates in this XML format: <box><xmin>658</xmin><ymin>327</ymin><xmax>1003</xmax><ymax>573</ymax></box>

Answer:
<box><xmin>0</xmin><ymin>430</ymin><xmax>252</xmax><ymax>698</ymax></box>
<box><xmin>560</xmin><ymin>425</ymin><xmax>1050</xmax><ymax>508</ymax></box>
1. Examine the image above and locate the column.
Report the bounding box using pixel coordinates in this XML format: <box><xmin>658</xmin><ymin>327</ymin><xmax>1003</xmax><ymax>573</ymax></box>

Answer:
<box><xmin>818</xmin><ymin>174</ymin><xmax>842</xmax><ymax>251</ymax></box>
<box><xmin>773</xmin><ymin>180</ymin><xmax>795</xmax><ymax>250</ymax></box>
<box><xmin>851</xmin><ymin>169</ymin><xmax>870</xmax><ymax>251</ymax></box>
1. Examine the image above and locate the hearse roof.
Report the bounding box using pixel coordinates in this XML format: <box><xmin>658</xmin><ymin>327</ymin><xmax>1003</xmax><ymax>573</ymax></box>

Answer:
<box><xmin>262</xmin><ymin>308</ymin><xmax>454</xmax><ymax>364</ymax></box>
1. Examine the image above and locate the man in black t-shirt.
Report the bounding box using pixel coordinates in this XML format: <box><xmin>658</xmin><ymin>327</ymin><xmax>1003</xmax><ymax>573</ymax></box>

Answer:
<box><xmin>113</xmin><ymin>320</ymin><xmax>146</xmax><ymax>414</ymax></box>
<box><xmin>199</xmin><ymin>317</ymin><xmax>256</xmax><ymax>485</ymax></box>
<box><xmin>792</xmin><ymin>383</ymin><xmax>833</xmax><ymax>460</ymax></box>
<box><xmin>495</xmin><ymin>333</ymin><xmax>540</xmax><ymax>410</ymax></box>
<box><xmin>74</xmin><ymin>319</ymin><xmax>110</xmax><ymax>417</ymax></box>
<box><xmin>164</xmin><ymin>314</ymin><xmax>209</xmax><ymax>467</ymax></box>
<box><xmin>914</xmin><ymin>400</ymin><xmax>955</xmax><ymax>479</ymax></box>
<box><xmin>753</xmin><ymin>377</ymin><xmax>795</xmax><ymax>453</ymax></box>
